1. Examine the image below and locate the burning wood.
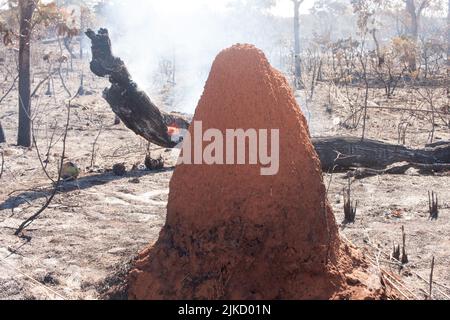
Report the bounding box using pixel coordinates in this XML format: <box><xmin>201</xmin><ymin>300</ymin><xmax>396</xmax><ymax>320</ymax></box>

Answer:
<box><xmin>85</xmin><ymin>28</ymin><xmax>189</xmax><ymax>148</ymax></box>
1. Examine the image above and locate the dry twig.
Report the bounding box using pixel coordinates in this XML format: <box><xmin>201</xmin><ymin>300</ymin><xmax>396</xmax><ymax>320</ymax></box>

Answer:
<box><xmin>15</xmin><ymin>94</ymin><xmax>77</xmax><ymax>236</ymax></box>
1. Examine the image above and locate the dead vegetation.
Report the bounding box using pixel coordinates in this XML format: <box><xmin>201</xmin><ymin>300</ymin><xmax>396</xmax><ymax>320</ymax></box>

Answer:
<box><xmin>343</xmin><ymin>178</ymin><xmax>357</xmax><ymax>224</ymax></box>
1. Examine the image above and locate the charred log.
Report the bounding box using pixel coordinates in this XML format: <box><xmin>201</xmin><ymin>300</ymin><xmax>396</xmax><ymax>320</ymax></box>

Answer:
<box><xmin>85</xmin><ymin>28</ymin><xmax>189</xmax><ymax>148</ymax></box>
<box><xmin>313</xmin><ymin>137</ymin><xmax>449</xmax><ymax>171</ymax></box>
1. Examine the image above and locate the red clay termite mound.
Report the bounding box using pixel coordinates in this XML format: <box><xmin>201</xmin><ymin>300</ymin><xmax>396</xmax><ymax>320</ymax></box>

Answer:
<box><xmin>128</xmin><ymin>44</ymin><xmax>386</xmax><ymax>300</ymax></box>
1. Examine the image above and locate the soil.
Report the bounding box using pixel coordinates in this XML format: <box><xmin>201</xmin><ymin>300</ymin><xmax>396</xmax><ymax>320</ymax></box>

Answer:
<box><xmin>0</xmin><ymin>45</ymin><xmax>448</xmax><ymax>300</ymax></box>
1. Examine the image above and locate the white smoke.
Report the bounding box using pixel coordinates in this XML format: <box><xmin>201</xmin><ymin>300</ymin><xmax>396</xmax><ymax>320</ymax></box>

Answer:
<box><xmin>101</xmin><ymin>0</ymin><xmax>290</xmax><ymax>113</ymax></box>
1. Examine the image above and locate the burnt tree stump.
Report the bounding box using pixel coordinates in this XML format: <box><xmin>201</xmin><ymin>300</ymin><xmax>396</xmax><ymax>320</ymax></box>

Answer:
<box><xmin>85</xmin><ymin>28</ymin><xmax>189</xmax><ymax>148</ymax></box>
<box><xmin>0</xmin><ymin>121</ymin><xmax>5</xmax><ymax>144</ymax></box>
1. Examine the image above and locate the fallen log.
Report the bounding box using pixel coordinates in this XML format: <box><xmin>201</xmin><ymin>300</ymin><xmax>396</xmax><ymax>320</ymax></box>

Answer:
<box><xmin>313</xmin><ymin>136</ymin><xmax>449</xmax><ymax>171</ymax></box>
<box><xmin>85</xmin><ymin>28</ymin><xmax>449</xmax><ymax>171</ymax></box>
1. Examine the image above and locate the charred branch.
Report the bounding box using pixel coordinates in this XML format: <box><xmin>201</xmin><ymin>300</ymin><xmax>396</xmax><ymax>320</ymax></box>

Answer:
<box><xmin>85</xmin><ymin>28</ymin><xmax>189</xmax><ymax>148</ymax></box>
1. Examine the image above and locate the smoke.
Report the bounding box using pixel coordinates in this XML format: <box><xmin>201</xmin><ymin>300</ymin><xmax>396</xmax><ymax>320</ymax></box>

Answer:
<box><xmin>101</xmin><ymin>0</ymin><xmax>289</xmax><ymax>114</ymax></box>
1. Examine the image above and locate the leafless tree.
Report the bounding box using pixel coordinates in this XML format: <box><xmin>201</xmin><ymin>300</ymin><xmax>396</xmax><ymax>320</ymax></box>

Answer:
<box><xmin>292</xmin><ymin>0</ymin><xmax>305</xmax><ymax>89</ymax></box>
<box><xmin>447</xmin><ymin>0</ymin><xmax>450</xmax><ymax>95</ymax></box>
<box><xmin>17</xmin><ymin>0</ymin><xmax>36</xmax><ymax>147</ymax></box>
<box><xmin>403</xmin><ymin>0</ymin><xmax>432</xmax><ymax>70</ymax></box>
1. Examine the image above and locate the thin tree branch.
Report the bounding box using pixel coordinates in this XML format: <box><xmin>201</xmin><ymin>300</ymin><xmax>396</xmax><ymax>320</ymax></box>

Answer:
<box><xmin>0</xmin><ymin>150</ymin><xmax>4</xmax><ymax>179</ymax></box>
<box><xmin>0</xmin><ymin>74</ymin><xmax>19</xmax><ymax>105</ymax></box>
<box><xmin>15</xmin><ymin>93</ymin><xmax>78</xmax><ymax>236</ymax></box>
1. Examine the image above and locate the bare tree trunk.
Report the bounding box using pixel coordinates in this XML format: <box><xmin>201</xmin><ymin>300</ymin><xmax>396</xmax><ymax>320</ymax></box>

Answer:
<box><xmin>292</xmin><ymin>0</ymin><xmax>304</xmax><ymax>89</ymax></box>
<box><xmin>360</xmin><ymin>57</ymin><xmax>369</xmax><ymax>141</ymax></box>
<box><xmin>371</xmin><ymin>29</ymin><xmax>384</xmax><ymax>67</ymax></box>
<box><xmin>17</xmin><ymin>0</ymin><xmax>35</xmax><ymax>148</ymax></box>
<box><xmin>405</xmin><ymin>0</ymin><xmax>419</xmax><ymax>71</ymax></box>
<box><xmin>80</xmin><ymin>9</ymin><xmax>85</xmax><ymax>60</ymax></box>
<box><xmin>405</xmin><ymin>0</ymin><xmax>431</xmax><ymax>72</ymax></box>
<box><xmin>405</xmin><ymin>0</ymin><xmax>419</xmax><ymax>41</ymax></box>
<box><xmin>64</xmin><ymin>36</ymin><xmax>75</xmax><ymax>72</ymax></box>
<box><xmin>447</xmin><ymin>0</ymin><xmax>450</xmax><ymax>95</ymax></box>
<box><xmin>448</xmin><ymin>0</ymin><xmax>450</xmax><ymax>60</ymax></box>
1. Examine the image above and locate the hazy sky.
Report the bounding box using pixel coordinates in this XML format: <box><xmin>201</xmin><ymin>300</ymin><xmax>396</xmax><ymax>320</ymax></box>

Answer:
<box><xmin>0</xmin><ymin>0</ymin><xmax>315</xmax><ymax>18</ymax></box>
<box><xmin>133</xmin><ymin>0</ymin><xmax>316</xmax><ymax>17</ymax></box>
<box><xmin>272</xmin><ymin>0</ymin><xmax>315</xmax><ymax>16</ymax></box>
<box><xmin>101</xmin><ymin>0</ymin><xmax>316</xmax><ymax>113</ymax></box>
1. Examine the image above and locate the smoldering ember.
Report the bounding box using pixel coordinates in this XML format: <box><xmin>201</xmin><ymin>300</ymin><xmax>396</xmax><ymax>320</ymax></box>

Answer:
<box><xmin>171</xmin><ymin>121</ymin><xmax>280</xmax><ymax>176</ymax></box>
<box><xmin>0</xmin><ymin>0</ymin><xmax>449</xmax><ymax>303</ymax></box>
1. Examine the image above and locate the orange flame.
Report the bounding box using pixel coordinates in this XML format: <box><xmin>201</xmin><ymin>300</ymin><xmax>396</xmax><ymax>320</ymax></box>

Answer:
<box><xmin>167</xmin><ymin>123</ymin><xmax>180</xmax><ymax>137</ymax></box>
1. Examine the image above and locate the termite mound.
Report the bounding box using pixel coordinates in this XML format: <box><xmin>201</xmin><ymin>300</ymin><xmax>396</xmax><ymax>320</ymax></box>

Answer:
<box><xmin>128</xmin><ymin>44</ymin><xmax>386</xmax><ymax>300</ymax></box>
